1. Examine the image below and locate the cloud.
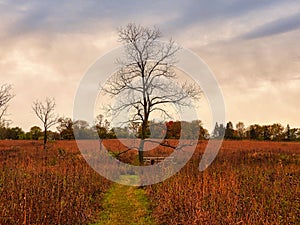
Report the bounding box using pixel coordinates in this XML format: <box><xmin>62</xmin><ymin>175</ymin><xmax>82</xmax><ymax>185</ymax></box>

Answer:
<box><xmin>241</xmin><ymin>12</ymin><xmax>300</xmax><ymax>39</ymax></box>
<box><xmin>163</xmin><ymin>0</ymin><xmax>287</xmax><ymax>31</ymax></box>
<box><xmin>1</xmin><ymin>0</ymin><xmax>300</xmax><ymax>129</ymax></box>
<box><xmin>2</xmin><ymin>0</ymin><xmax>181</xmax><ymax>37</ymax></box>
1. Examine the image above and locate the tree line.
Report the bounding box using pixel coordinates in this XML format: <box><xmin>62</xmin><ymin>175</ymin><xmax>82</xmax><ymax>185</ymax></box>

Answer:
<box><xmin>0</xmin><ymin>117</ymin><xmax>209</xmax><ymax>141</ymax></box>
<box><xmin>1</xmin><ymin>116</ymin><xmax>300</xmax><ymax>142</ymax></box>
<box><xmin>0</xmin><ymin>83</ymin><xmax>299</xmax><ymax>143</ymax></box>
<box><xmin>212</xmin><ymin>122</ymin><xmax>300</xmax><ymax>141</ymax></box>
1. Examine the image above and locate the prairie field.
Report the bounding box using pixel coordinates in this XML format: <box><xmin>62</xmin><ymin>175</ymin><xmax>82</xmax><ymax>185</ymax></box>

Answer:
<box><xmin>146</xmin><ymin>140</ymin><xmax>300</xmax><ymax>224</ymax></box>
<box><xmin>0</xmin><ymin>140</ymin><xmax>299</xmax><ymax>224</ymax></box>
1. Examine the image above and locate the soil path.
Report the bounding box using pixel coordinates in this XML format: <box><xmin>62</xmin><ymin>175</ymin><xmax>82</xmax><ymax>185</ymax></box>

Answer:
<box><xmin>92</xmin><ymin>175</ymin><xmax>154</xmax><ymax>225</ymax></box>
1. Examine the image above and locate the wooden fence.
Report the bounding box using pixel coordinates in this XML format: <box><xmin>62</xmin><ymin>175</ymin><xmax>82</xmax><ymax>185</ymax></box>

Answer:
<box><xmin>143</xmin><ymin>156</ymin><xmax>175</xmax><ymax>165</ymax></box>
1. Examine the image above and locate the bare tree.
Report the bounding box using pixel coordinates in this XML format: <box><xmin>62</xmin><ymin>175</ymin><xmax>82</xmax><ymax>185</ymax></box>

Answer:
<box><xmin>103</xmin><ymin>24</ymin><xmax>201</xmax><ymax>164</ymax></box>
<box><xmin>32</xmin><ymin>98</ymin><xmax>58</xmax><ymax>149</ymax></box>
<box><xmin>0</xmin><ymin>84</ymin><xmax>15</xmax><ymax>123</ymax></box>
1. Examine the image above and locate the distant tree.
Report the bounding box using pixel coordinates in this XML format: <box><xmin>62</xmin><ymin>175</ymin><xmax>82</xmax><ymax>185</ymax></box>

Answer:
<box><xmin>285</xmin><ymin>124</ymin><xmax>291</xmax><ymax>141</ymax></box>
<box><xmin>212</xmin><ymin>122</ymin><xmax>219</xmax><ymax>139</ymax></box>
<box><xmin>95</xmin><ymin>114</ymin><xmax>111</xmax><ymax>149</ymax></box>
<box><xmin>4</xmin><ymin>127</ymin><xmax>24</xmax><ymax>140</ymax></box>
<box><xmin>219</xmin><ymin>124</ymin><xmax>225</xmax><ymax>138</ymax></box>
<box><xmin>264</xmin><ymin>125</ymin><xmax>270</xmax><ymax>140</ymax></box>
<box><xmin>165</xmin><ymin>121</ymin><xmax>181</xmax><ymax>139</ymax></box>
<box><xmin>285</xmin><ymin>125</ymin><xmax>300</xmax><ymax>141</ymax></box>
<box><xmin>249</xmin><ymin>126</ymin><xmax>256</xmax><ymax>140</ymax></box>
<box><xmin>198</xmin><ymin>124</ymin><xmax>209</xmax><ymax>140</ymax></box>
<box><xmin>95</xmin><ymin>114</ymin><xmax>110</xmax><ymax>138</ymax></box>
<box><xmin>172</xmin><ymin>120</ymin><xmax>208</xmax><ymax>140</ymax></box>
<box><xmin>148</xmin><ymin>121</ymin><xmax>166</xmax><ymax>139</ymax></box>
<box><xmin>263</xmin><ymin>125</ymin><xmax>271</xmax><ymax>140</ymax></box>
<box><xmin>47</xmin><ymin>130</ymin><xmax>60</xmax><ymax>140</ymax></box>
<box><xmin>113</xmin><ymin>126</ymin><xmax>131</xmax><ymax>138</ymax></box>
<box><xmin>236</xmin><ymin>122</ymin><xmax>245</xmax><ymax>139</ymax></box>
<box><xmin>296</xmin><ymin>129</ymin><xmax>300</xmax><ymax>141</ymax></box>
<box><xmin>74</xmin><ymin>120</ymin><xmax>89</xmax><ymax>130</ymax></box>
<box><xmin>248</xmin><ymin>124</ymin><xmax>263</xmax><ymax>140</ymax></box>
<box><xmin>212</xmin><ymin>122</ymin><xmax>225</xmax><ymax>139</ymax></box>
<box><xmin>73</xmin><ymin>120</ymin><xmax>95</xmax><ymax>139</ymax></box>
<box><xmin>32</xmin><ymin>98</ymin><xmax>59</xmax><ymax>149</ymax></box>
<box><xmin>134</xmin><ymin>120</ymin><xmax>208</xmax><ymax>140</ymax></box>
<box><xmin>225</xmin><ymin>121</ymin><xmax>234</xmax><ymax>139</ymax></box>
<box><xmin>129</xmin><ymin>121</ymin><xmax>140</xmax><ymax>137</ymax></box>
<box><xmin>23</xmin><ymin>132</ymin><xmax>31</xmax><ymax>140</ymax></box>
<box><xmin>57</xmin><ymin>117</ymin><xmax>75</xmax><ymax>140</ymax></box>
<box><xmin>0</xmin><ymin>123</ymin><xmax>7</xmax><ymax>139</ymax></box>
<box><xmin>289</xmin><ymin>128</ymin><xmax>299</xmax><ymax>141</ymax></box>
<box><xmin>270</xmin><ymin>123</ymin><xmax>284</xmax><ymax>141</ymax></box>
<box><xmin>107</xmin><ymin>128</ymin><xmax>117</xmax><ymax>139</ymax></box>
<box><xmin>0</xmin><ymin>84</ymin><xmax>14</xmax><ymax>122</ymax></box>
<box><xmin>189</xmin><ymin>120</ymin><xmax>209</xmax><ymax>140</ymax></box>
<box><xmin>29</xmin><ymin>126</ymin><xmax>42</xmax><ymax>140</ymax></box>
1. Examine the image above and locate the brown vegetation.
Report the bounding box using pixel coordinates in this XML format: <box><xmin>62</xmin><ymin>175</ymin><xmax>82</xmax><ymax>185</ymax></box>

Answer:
<box><xmin>0</xmin><ymin>140</ymin><xmax>111</xmax><ymax>225</ymax></box>
<box><xmin>0</xmin><ymin>140</ymin><xmax>299</xmax><ymax>224</ymax></box>
<box><xmin>146</xmin><ymin>140</ymin><xmax>300</xmax><ymax>224</ymax></box>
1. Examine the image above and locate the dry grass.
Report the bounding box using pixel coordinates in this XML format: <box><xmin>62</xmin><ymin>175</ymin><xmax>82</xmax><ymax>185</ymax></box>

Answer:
<box><xmin>0</xmin><ymin>140</ymin><xmax>111</xmax><ymax>225</ymax></box>
<box><xmin>0</xmin><ymin>140</ymin><xmax>299</xmax><ymax>224</ymax></box>
<box><xmin>146</xmin><ymin>140</ymin><xmax>300</xmax><ymax>225</ymax></box>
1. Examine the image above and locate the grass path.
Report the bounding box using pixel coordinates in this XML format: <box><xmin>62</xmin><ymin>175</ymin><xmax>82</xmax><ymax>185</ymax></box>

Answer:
<box><xmin>92</xmin><ymin>175</ymin><xmax>154</xmax><ymax>225</ymax></box>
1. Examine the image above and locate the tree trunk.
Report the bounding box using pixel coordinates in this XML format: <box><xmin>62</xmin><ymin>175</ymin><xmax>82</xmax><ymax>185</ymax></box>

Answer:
<box><xmin>99</xmin><ymin>139</ymin><xmax>103</xmax><ymax>150</ymax></box>
<box><xmin>139</xmin><ymin>117</ymin><xmax>148</xmax><ymax>165</ymax></box>
<box><xmin>43</xmin><ymin>128</ymin><xmax>47</xmax><ymax>150</ymax></box>
<box><xmin>138</xmin><ymin>139</ymin><xmax>145</xmax><ymax>165</ymax></box>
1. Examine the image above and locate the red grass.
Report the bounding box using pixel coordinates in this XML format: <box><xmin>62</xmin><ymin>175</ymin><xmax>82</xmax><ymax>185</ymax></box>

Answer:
<box><xmin>0</xmin><ymin>140</ymin><xmax>299</xmax><ymax>224</ymax></box>
<box><xmin>146</xmin><ymin>140</ymin><xmax>300</xmax><ymax>224</ymax></box>
<box><xmin>0</xmin><ymin>140</ymin><xmax>111</xmax><ymax>225</ymax></box>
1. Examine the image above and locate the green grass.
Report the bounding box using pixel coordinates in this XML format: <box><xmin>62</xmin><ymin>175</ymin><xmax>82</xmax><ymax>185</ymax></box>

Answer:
<box><xmin>92</xmin><ymin>175</ymin><xmax>154</xmax><ymax>225</ymax></box>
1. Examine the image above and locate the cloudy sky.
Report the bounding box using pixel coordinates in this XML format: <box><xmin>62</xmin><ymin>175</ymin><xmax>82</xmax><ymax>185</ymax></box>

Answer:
<box><xmin>0</xmin><ymin>0</ymin><xmax>300</xmax><ymax>131</ymax></box>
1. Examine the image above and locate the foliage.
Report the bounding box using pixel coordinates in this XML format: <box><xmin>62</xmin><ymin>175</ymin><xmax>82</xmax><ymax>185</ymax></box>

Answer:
<box><xmin>212</xmin><ymin>122</ymin><xmax>225</xmax><ymax>139</ymax></box>
<box><xmin>73</xmin><ymin>120</ymin><xmax>97</xmax><ymax>139</ymax></box>
<box><xmin>29</xmin><ymin>126</ymin><xmax>42</xmax><ymax>140</ymax></box>
<box><xmin>0</xmin><ymin>126</ymin><xmax>25</xmax><ymax>140</ymax></box>
<box><xmin>225</xmin><ymin>121</ymin><xmax>234</xmax><ymax>139</ymax></box>
<box><xmin>57</xmin><ymin>117</ymin><xmax>75</xmax><ymax>140</ymax></box>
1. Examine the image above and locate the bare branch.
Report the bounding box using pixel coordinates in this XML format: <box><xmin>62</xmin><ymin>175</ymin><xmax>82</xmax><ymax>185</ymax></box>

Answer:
<box><xmin>32</xmin><ymin>97</ymin><xmax>59</xmax><ymax>149</ymax></box>
<box><xmin>144</xmin><ymin>139</ymin><xmax>196</xmax><ymax>151</ymax></box>
<box><xmin>0</xmin><ymin>84</ymin><xmax>15</xmax><ymax>121</ymax></box>
<box><xmin>32</xmin><ymin>97</ymin><xmax>58</xmax><ymax>129</ymax></box>
<box><xmin>102</xmin><ymin>24</ymin><xmax>202</xmax><ymax>163</ymax></box>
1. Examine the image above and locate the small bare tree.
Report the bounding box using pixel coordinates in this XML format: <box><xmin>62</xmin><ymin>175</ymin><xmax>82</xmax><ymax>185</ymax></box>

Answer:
<box><xmin>104</xmin><ymin>24</ymin><xmax>201</xmax><ymax>164</ymax></box>
<box><xmin>0</xmin><ymin>84</ymin><xmax>15</xmax><ymax>123</ymax></box>
<box><xmin>32</xmin><ymin>98</ymin><xmax>58</xmax><ymax>149</ymax></box>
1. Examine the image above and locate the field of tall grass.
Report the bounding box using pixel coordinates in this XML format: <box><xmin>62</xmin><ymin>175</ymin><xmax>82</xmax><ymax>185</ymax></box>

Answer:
<box><xmin>146</xmin><ymin>141</ymin><xmax>300</xmax><ymax>224</ymax></box>
<box><xmin>0</xmin><ymin>140</ymin><xmax>299</xmax><ymax>224</ymax></box>
<box><xmin>0</xmin><ymin>140</ymin><xmax>111</xmax><ymax>225</ymax></box>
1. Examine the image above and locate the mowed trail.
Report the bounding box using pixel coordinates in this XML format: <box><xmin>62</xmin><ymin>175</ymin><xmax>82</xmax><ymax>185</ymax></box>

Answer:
<box><xmin>92</xmin><ymin>175</ymin><xmax>154</xmax><ymax>225</ymax></box>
